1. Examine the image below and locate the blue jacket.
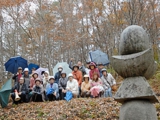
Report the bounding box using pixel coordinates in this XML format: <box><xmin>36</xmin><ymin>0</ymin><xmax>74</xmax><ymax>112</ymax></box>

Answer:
<box><xmin>99</xmin><ymin>69</ymin><xmax>103</xmax><ymax>78</ymax></box>
<box><xmin>54</xmin><ymin>71</ymin><xmax>62</xmax><ymax>83</ymax></box>
<box><xmin>46</xmin><ymin>83</ymin><xmax>59</xmax><ymax>98</ymax></box>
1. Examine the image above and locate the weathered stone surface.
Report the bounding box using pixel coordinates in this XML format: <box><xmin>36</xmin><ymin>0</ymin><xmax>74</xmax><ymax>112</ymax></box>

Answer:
<box><xmin>120</xmin><ymin>100</ymin><xmax>157</xmax><ymax>120</ymax></box>
<box><xmin>114</xmin><ymin>77</ymin><xmax>159</xmax><ymax>103</ymax></box>
<box><xmin>119</xmin><ymin>25</ymin><xmax>150</xmax><ymax>55</ymax></box>
<box><xmin>111</xmin><ymin>48</ymin><xmax>156</xmax><ymax>79</ymax></box>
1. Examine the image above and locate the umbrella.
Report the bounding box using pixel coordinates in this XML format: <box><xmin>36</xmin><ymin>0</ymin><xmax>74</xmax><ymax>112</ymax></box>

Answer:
<box><xmin>53</xmin><ymin>62</ymin><xmax>72</xmax><ymax>76</ymax></box>
<box><xmin>0</xmin><ymin>79</ymin><xmax>12</xmax><ymax>108</ymax></box>
<box><xmin>28</xmin><ymin>63</ymin><xmax>39</xmax><ymax>74</ymax></box>
<box><xmin>89</xmin><ymin>50</ymin><xmax>110</xmax><ymax>65</ymax></box>
<box><xmin>4</xmin><ymin>56</ymin><xmax>28</xmax><ymax>74</ymax></box>
<box><xmin>35</xmin><ymin>68</ymin><xmax>48</xmax><ymax>79</ymax></box>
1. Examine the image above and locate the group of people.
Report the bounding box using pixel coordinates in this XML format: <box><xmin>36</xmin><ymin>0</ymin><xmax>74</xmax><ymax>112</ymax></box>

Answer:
<box><xmin>11</xmin><ymin>60</ymin><xmax>116</xmax><ymax>104</ymax></box>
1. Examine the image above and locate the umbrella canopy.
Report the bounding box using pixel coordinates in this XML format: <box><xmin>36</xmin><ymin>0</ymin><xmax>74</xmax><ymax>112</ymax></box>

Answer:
<box><xmin>53</xmin><ymin>62</ymin><xmax>72</xmax><ymax>76</ymax></box>
<box><xmin>28</xmin><ymin>63</ymin><xmax>39</xmax><ymax>74</ymax></box>
<box><xmin>89</xmin><ymin>50</ymin><xmax>110</xmax><ymax>65</ymax></box>
<box><xmin>0</xmin><ymin>79</ymin><xmax>12</xmax><ymax>108</ymax></box>
<box><xmin>35</xmin><ymin>68</ymin><xmax>48</xmax><ymax>79</ymax></box>
<box><xmin>4</xmin><ymin>56</ymin><xmax>28</xmax><ymax>74</ymax></box>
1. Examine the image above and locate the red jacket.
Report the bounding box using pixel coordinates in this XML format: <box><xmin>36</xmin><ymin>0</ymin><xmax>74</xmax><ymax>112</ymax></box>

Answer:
<box><xmin>72</xmin><ymin>70</ymin><xmax>82</xmax><ymax>86</ymax></box>
<box><xmin>89</xmin><ymin>68</ymin><xmax>100</xmax><ymax>79</ymax></box>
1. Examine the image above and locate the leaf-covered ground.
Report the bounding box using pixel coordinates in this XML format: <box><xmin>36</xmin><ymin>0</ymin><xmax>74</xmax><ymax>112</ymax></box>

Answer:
<box><xmin>0</xmin><ymin>97</ymin><xmax>160</xmax><ymax>120</ymax></box>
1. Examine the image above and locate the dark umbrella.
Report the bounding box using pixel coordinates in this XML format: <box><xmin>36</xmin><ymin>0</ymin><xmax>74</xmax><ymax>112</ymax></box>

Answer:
<box><xmin>0</xmin><ymin>79</ymin><xmax>12</xmax><ymax>108</ymax></box>
<box><xmin>89</xmin><ymin>50</ymin><xmax>110</xmax><ymax>65</ymax></box>
<box><xmin>4</xmin><ymin>56</ymin><xmax>28</xmax><ymax>74</ymax></box>
<box><xmin>28</xmin><ymin>63</ymin><xmax>39</xmax><ymax>74</ymax></box>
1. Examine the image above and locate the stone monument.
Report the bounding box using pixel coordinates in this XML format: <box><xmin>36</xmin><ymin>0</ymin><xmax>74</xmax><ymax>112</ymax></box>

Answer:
<box><xmin>111</xmin><ymin>25</ymin><xmax>159</xmax><ymax>120</ymax></box>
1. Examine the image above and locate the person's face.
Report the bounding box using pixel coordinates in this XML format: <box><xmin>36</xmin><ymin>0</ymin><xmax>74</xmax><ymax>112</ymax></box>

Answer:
<box><xmin>90</xmin><ymin>65</ymin><xmax>94</xmax><ymax>70</ymax></box>
<box><xmin>19</xmin><ymin>78</ymin><xmax>24</xmax><ymax>84</ymax></box>
<box><xmin>62</xmin><ymin>74</ymin><xmax>66</xmax><ymax>78</ymax></box>
<box><xmin>93</xmin><ymin>74</ymin><xmax>98</xmax><ymax>80</ymax></box>
<box><xmin>69</xmin><ymin>76</ymin><xmax>73</xmax><ymax>81</ymax></box>
<box><xmin>98</xmin><ymin>64</ymin><xmax>104</xmax><ymax>69</ymax></box>
<box><xmin>103</xmin><ymin>71</ymin><xmax>107</xmax><ymax>76</ymax></box>
<box><xmin>24</xmin><ymin>71</ymin><xmax>28</xmax><ymax>75</ymax></box>
<box><xmin>50</xmin><ymin>79</ymin><xmax>54</xmax><ymax>84</ymax></box>
<box><xmin>32</xmin><ymin>69</ymin><xmax>36</xmax><ymax>73</ymax></box>
<box><xmin>84</xmin><ymin>77</ymin><xmax>89</xmax><ymax>83</ymax></box>
<box><xmin>74</xmin><ymin>67</ymin><xmax>78</xmax><ymax>71</ymax></box>
<box><xmin>44</xmin><ymin>73</ymin><xmax>48</xmax><ymax>77</ymax></box>
<box><xmin>33</xmin><ymin>74</ymin><xmax>38</xmax><ymax>78</ymax></box>
<box><xmin>36</xmin><ymin>81</ymin><xmax>40</xmax><ymax>86</ymax></box>
<box><xmin>78</xmin><ymin>61</ymin><xmax>82</xmax><ymax>67</ymax></box>
<box><xmin>58</xmin><ymin>68</ymin><xmax>63</xmax><ymax>72</ymax></box>
<box><xmin>18</xmin><ymin>69</ymin><xmax>22</xmax><ymax>73</ymax></box>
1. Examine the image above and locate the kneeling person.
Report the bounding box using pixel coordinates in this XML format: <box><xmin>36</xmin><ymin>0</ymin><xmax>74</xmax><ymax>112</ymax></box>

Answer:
<box><xmin>32</xmin><ymin>78</ymin><xmax>45</xmax><ymax>102</ymax></box>
<box><xmin>81</xmin><ymin>75</ymin><xmax>91</xmax><ymax>97</ymax></box>
<box><xmin>11</xmin><ymin>77</ymin><xmax>28</xmax><ymax>104</ymax></box>
<box><xmin>46</xmin><ymin>76</ymin><xmax>59</xmax><ymax>101</ymax></box>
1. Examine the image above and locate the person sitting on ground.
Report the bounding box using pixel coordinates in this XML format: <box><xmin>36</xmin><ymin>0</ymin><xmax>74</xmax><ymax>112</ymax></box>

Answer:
<box><xmin>66</xmin><ymin>73</ymin><xmax>79</xmax><ymax>98</ymax></box>
<box><xmin>89</xmin><ymin>62</ymin><xmax>100</xmax><ymax>79</ymax></box>
<box><xmin>43</xmin><ymin>71</ymin><xmax>50</xmax><ymax>89</ymax></box>
<box><xmin>46</xmin><ymin>76</ymin><xmax>59</xmax><ymax>101</ymax></box>
<box><xmin>11</xmin><ymin>77</ymin><xmax>28</xmax><ymax>104</ymax></box>
<box><xmin>90</xmin><ymin>72</ymin><xmax>104</xmax><ymax>98</ymax></box>
<box><xmin>59</xmin><ymin>72</ymin><xmax>68</xmax><ymax>100</ymax></box>
<box><xmin>32</xmin><ymin>78</ymin><xmax>45</xmax><ymax>102</ymax></box>
<box><xmin>101</xmin><ymin>68</ymin><xmax>116</xmax><ymax>97</ymax></box>
<box><xmin>54</xmin><ymin>65</ymin><xmax>63</xmax><ymax>84</ymax></box>
<box><xmin>12</xmin><ymin>67</ymin><xmax>23</xmax><ymax>85</ymax></box>
<box><xmin>81</xmin><ymin>75</ymin><xmax>91</xmax><ymax>97</ymax></box>
<box><xmin>23</xmin><ymin>68</ymin><xmax>30</xmax><ymax>88</ymax></box>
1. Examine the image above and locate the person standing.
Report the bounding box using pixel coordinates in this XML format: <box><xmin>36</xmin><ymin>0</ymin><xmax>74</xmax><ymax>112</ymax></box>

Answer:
<box><xmin>42</xmin><ymin>71</ymin><xmax>50</xmax><ymax>89</ymax></box>
<box><xmin>54</xmin><ymin>66</ymin><xmax>63</xmax><ymax>84</ymax></box>
<box><xmin>97</xmin><ymin>63</ymin><xmax>104</xmax><ymax>78</ymax></box>
<box><xmin>12</xmin><ymin>67</ymin><xmax>23</xmax><ymax>85</ymax></box>
<box><xmin>89</xmin><ymin>62</ymin><xmax>100</xmax><ymax>79</ymax></box>
<box><xmin>11</xmin><ymin>77</ymin><xmax>28</xmax><ymax>104</ymax></box>
<box><xmin>85</xmin><ymin>61</ymin><xmax>91</xmax><ymax>76</ymax></box>
<box><xmin>23</xmin><ymin>68</ymin><xmax>30</xmax><ymax>88</ymax></box>
<box><xmin>101</xmin><ymin>68</ymin><xmax>116</xmax><ymax>97</ymax></box>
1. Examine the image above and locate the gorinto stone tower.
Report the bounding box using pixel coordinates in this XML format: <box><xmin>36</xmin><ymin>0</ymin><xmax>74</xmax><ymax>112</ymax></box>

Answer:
<box><xmin>111</xmin><ymin>25</ymin><xmax>159</xmax><ymax>120</ymax></box>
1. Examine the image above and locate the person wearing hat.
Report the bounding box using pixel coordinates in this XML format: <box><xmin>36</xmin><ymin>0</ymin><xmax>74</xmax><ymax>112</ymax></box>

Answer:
<box><xmin>11</xmin><ymin>77</ymin><xmax>29</xmax><ymax>104</ymax></box>
<box><xmin>101</xmin><ymin>68</ymin><xmax>116</xmax><ymax>97</ymax></box>
<box><xmin>46</xmin><ymin>76</ymin><xmax>59</xmax><ymax>101</ymax></box>
<box><xmin>23</xmin><ymin>68</ymin><xmax>31</xmax><ymax>89</ymax></box>
<box><xmin>12</xmin><ymin>67</ymin><xmax>23</xmax><ymax>85</ymax></box>
<box><xmin>66</xmin><ymin>73</ymin><xmax>79</xmax><ymax>98</ymax></box>
<box><xmin>97</xmin><ymin>63</ymin><xmax>104</xmax><ymax>78</ymax></box>
<box><xmin>43</xmin><ymin>71</ymin><xmax>50</xmax><ymax>89</ymax></box>
<box><xmin>29</xmin><ymin>71</ymin><xmax>39</xmax><ymax>90</ymax></box>
<box><xmin>81</xmin><ymin>75</ymin><xmax>91</xmax><ymax>97</ymax></box>
<box><xmin>89</xmin><ymin>62</ymin><xmax>100</xmax><ymax>80</ymax></box>
<box><xmin>32</xmin><ymin>78</ymin><xmax>45</xmax><ymax>102</ymax></box>
<box><xmin>59</xmin><ymin>72</ymin><xmax>68</xmax><ymax>100</ymax></box>
<box><xmin>54</xmin><ymin>65</ymin><xmax>63</xmax><ymax>84</ymax></box>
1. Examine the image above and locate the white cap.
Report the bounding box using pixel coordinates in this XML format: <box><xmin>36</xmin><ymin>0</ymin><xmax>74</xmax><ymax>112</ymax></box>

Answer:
<box><xmin>49</xmin><ymin>76</ymin><xmax>55</xmax><ymax>81</ymax></box>
<box><xmin>44</xmin><ymin>71</ymin><xmax>49</xmax><ymax>75</ymax></box>
<box><xmin>84</xmin><ymin>74</ymin><xmax>89</xmax><ymax>78</ymax></box>
<box><xmin>68</xmin><ymin>73</ymin><xmax>73</xmax><ymax>78</ymax></box>
<box><xmin>24</xmin><ymin>68</ymin><xmax>29</xmax><ymax>72</ymax></box>
<box><xmin>58</xmin><ymin>65</ymin><xmax>63</xmax><ymax>69</ymax></box>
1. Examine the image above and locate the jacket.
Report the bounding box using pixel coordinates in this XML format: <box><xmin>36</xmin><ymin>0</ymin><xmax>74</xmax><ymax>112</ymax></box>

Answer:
<box><xmin>12</xmin><ymin>73</ymin><xmax>23</xmax><ymax>85</ymax></box>
<box><xmin>66</xmin><ymin>79</ymin><xmax>79</xmax><ymax>94</ymax></box>
<box><xmin>23</xmin><ymin>74</ymin><xmax>31</xmax><ymax>88</ymax></box>
<box><xmin>72</xmin><ymin>70</ymin><xmax>82</xmax><ymax>86</ymax></box>
<box><xmin>81</xmin><ymin>81</ymin><xmax>91</xmax><ymax>92</ymax></box>
<box><xmin>101</xmin><ymin>73</ymin><xmax>116</xmax><ymax>90</ymax></box>
<box><xmin>59</xmin><ymin>77</ymin><xmax>68</xmax><ymax>90</ymax></box>
<box><xmin>54</xmin><ymin>71</ymin><xmax>62</xmax><ymax>83</ymax></box>
<box><xmin>46</xmin><ymin>83</ymin><xmax>59</xmax><ymax>98</ymax></box>
<box><xmin>30</xmin><ymin>77</ymin><xmax>35</xmax><ymax>90</ymax></box>
<box><xmin>89</xmin><ymin>68</ymin><xmax>100</xmax><ymax>79</ymax></box>
<box><xmin>32</xmin><ymin>84</ymin><xmax>45</xmax><ymax>101</ymax></box>
<box><xmin>12</xmin><ymin>83</ymin><xmax>29</xmax><ymax>94</ymax></box>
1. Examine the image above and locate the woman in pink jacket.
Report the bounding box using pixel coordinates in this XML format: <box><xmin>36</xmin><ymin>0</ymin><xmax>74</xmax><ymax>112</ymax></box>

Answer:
<box><xmin>89</xmin><ymin>62</ymin><xmax>100</xmax><ymax>79</ymax></box>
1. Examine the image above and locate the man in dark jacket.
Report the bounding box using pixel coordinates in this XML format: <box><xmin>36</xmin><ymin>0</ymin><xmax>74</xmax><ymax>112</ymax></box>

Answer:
<box><xmin>12</xmin><ymin>67</ymin><xmax>23</xmax><ymax>85</ymax></box>
<box><xmin>54</xmin><ymin>65</ymin><xmax>63</xmax><ymax>84</ymax></box>
<box><xmin>23</xmin><ymin>68</ymin><xmax>31</xmax><ymax>88</ymax></box>
<box><xmin>11</xmin><ymin>77</ymin><xmax>29</xmax><ymax>104</ymax></box>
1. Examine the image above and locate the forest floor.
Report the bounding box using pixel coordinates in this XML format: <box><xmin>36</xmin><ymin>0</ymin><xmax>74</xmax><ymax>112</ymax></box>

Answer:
<box><xmin>0</xmin><ymin>73</ymin><xmax>160</xmax><ymax>120</ymax></box>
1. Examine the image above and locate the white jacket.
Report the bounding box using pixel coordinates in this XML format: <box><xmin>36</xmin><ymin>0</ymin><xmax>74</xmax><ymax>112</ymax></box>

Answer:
<box><xmin>66</xmin><ymin>79</ymin><xmax>79</xmax><ymax>94</ymax></box>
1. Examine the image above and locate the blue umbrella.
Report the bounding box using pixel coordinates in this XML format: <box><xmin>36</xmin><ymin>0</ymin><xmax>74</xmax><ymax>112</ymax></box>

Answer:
<box><xmin>28</xmin><ymin>63</ymin><xmax>39</xmax><ymax>74</ymax></box>
<box><xmin>89</xmin><ymin>50</ymin><xmax>110</xmax><ymax>65</ymax></box>
<box><xmin>4</xmin><ymin>56</ymin><xmax>28</xmax><ymax>74</ymax></box>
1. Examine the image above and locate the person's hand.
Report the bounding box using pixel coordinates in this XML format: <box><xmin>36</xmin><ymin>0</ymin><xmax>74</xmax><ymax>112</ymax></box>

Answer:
<box><xmin>16</xmin><ymin>72</ymin><xmax>19</xmax><ymax>75</ymax></box>
<box><xmin>53</xmin><ymin>92</ymin><xmax>56</xmax><ymax>96</ymax></box>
